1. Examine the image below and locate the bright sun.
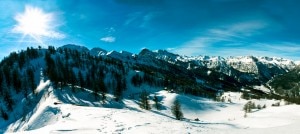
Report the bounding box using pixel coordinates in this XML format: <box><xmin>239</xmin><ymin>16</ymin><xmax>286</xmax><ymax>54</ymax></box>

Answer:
<box><xmin>13</xmin><ymin>5</ymin><xmax>64</xmax><ymax>45</ymax></box>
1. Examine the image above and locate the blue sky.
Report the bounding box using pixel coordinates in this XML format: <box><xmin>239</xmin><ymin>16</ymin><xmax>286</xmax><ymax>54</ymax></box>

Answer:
<box><xmin>0</xmin><ymin>0</ymin><xmax>300</xmax><ymax>60</ymax></box>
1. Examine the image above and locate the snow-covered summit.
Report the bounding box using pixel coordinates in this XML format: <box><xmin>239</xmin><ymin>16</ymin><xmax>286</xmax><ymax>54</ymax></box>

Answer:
<box><xmin>90</xmin><ymin>47</ymin><xmax>107</xmax><ymax>56</ymax></box>
<box><xmin>106</xmin><ymin>50</ymin><xmax>135</xmax><ymax>61</ymax></box>
<box><xmin>139</xmin><ymin>49</ymin><xmax>179</xmax><ymax>61</ymax></box>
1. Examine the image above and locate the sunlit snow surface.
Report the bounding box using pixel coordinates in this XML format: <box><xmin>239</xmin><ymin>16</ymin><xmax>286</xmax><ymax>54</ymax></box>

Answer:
<box><xmin>5</xmin><ymin>82</ymin><xmax>300</xmax><ymax>134</ymax></box>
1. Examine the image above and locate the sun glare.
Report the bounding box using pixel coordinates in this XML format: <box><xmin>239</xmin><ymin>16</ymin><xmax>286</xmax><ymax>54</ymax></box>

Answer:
<box><xmin>13</xmin><ymin>5</ymin><xmax>63</xmax><ymax>45</ymax></box>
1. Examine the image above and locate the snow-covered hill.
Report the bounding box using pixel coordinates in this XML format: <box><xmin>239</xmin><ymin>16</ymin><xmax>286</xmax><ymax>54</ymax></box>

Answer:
<box><xmin>5</xmin><ymin>82</ymin><xmax>300</xmax><ymax>134</ymax></box>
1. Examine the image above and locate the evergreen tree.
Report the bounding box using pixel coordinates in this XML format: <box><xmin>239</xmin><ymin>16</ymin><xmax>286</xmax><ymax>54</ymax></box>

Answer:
<box><xmin>77</xmin><ymin>71</ymin><xmax>85</xmax><ymax>90</ymax></box>
<box><xmin>153</xmin><ymin>94</ymin><xmax>160</xmax><ymax>110</ymax></box>
<box><xmin>4</xmin><ymin>91</ymin><xmax>14</xmax><ymax>112</ymax></box>
<box><xmin>99</xmin><ymin>78</ymin><xmax>107</xmax><ymax>103</ymax></box>
<box><xmin>114</xmin><ymin>75</ymin><xmax>124</xmax><ymax>102</ymax></box>
<box><xmin>140</xmin><ymin>89</ymin><xmax>151</xmax><ymax>110</ymax></box>
<box><xmin>0</xmin><ymin>108</ymin><xmax>8</xmax><ymax>120</ymax></box>
<box><xmin>12</xmin><ymin>69</ymin><xmax>21</xmax><ymax>93</ymax></box>
<box><xmin>26</xmin><ymin>68</ymin><xmax>35</xmax><ymax>94</ymax></box>
<box><xmin>18</xmin><ymin>51</ymin><xmax>26</xmax><ymax>69</ymax></box>
<box><xmin>131</xmin><ymin>74</ymin><xmax>142</xmax><ymax>87</ymax></box>
<box><xmin>22</xmin><ymin>77</ymin><xmax>29</xmax><ymax>99</ymax></box>
<box><xmin>69</xmin><ymin>70</ymin><xmax>77</xmax><ymax>92</ymax></box>
<box><xmin>92</xmin><ymin>82</ymin><xmax>100</xmax><ymax>100</ymax></box>
<box><xmin>1</xmin><ymin>77</ymin><xmax>11</xmax><ymax>108</ymax></box>
<box><xmin>171</xmin><ymin>99</ymin><xmax>183</xmax><ymax>120</ymax></box>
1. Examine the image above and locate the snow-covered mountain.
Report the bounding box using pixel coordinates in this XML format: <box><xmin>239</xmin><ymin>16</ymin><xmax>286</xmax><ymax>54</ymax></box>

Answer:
<box><xmin>48</xmin><ymin>44</ymin><xmax>299</xmax><ymax>88</ymax></box>
<box><xmin>108</xmin><ymin>48</ymin><xmax>296</xmax><ymax>85</ymax></box>
<box><xmin>268</xmin><ymin>65</ymin><xmax>300</xmax><ymax>98</ymax></box>
<box><xmin>51</xmin><ymin>44</ymin><xmax>298</xmax><ymax>87</ymax></box>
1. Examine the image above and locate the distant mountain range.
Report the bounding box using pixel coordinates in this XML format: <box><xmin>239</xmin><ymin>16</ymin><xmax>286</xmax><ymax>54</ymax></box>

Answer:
<box><xmin>62</xmin><ymin>44</ymin><xmax>296</xmax><ymax>85</ymax></box>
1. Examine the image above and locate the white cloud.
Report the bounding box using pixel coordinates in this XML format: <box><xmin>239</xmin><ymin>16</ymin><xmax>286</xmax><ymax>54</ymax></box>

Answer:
<box><xmin>100</xmin><ymin>36</ymin><xmax>116</xmax><ymax>43</ymax></box>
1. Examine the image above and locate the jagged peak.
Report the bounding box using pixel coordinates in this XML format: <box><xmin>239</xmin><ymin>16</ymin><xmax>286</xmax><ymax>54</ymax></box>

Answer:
<box><xmin>120</xmin><ymin>51</ymin><xmax>134</xmax><ymax>57</ymax></box>
<box><xmin>139</xmin><ymin>48</ymin><xmax>153</xmax><ymax>56</ymax></box>
<box><xmin>90</xmin><ymin>47</ymin><xmax>107</xmax><ymax>56</ymax></box>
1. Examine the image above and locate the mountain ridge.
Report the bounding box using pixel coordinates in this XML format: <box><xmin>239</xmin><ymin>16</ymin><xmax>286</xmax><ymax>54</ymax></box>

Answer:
<box><xmin>59</xmin><ymin>44</ymin><xmax>297</xmax><ymax>86</ymax></box>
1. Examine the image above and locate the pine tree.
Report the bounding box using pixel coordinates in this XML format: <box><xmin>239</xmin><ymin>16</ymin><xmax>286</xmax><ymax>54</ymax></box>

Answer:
<box><xmin>171</xmin><ymin>99</ymin><xmax>183</xmax><ymax>120</ymax></box>
<box><xmin>153</xmin><ymin>94</ymin><xmax>160</xmax><ymax>110</ymax></box>
<box><xmin>114</xmin><ymin>75</ymin><xmax>124</xmax><ymax>102</ymax></box>
<box><xmin>4</xmin><ymin>91</ymin><xmax>14</xmax><ymax>112</ymax></box>
<box><xmin>99</xmin><ymin>78</ymin><xmax>107</xmax><ymax>103</ymax></box>
<box><xmin>26</xmin><ymin>68</ymin><xmax>35</xmax><ymax>94</ymax></box>
<box><xmin>0</xmin><ymin>108</ymin><xmax>8</xmax><ymax>120</ymax></box>
<box><xmin>12</xmin><ymin>69</ymin><xmax>22</xmax><ymax>93</ymax></box>
<box><xmin>69</xmin><ymin>70</ymin><xmax>77</xmax><ymax>92</ymax></box>
<box><xmin>92</xmin><ymin>82</ymin><xmax>99</xmax><ymax>100</ymax></box>
<box><xmin>78</xmin><ymin>71</ymin><xmax>85</xmax><ymax>90</ymax></box>
<box><xmin>140</xmin><ymin>89</ymin><xmax>151</xmax><ymax>110</ymax></box>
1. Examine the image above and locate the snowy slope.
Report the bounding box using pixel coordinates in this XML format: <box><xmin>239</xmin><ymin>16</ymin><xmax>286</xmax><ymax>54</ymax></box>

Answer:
<box><xmin>5</xmin><ymin>83</ymin><xmax>300</xmax><ymax>134</ymax></box>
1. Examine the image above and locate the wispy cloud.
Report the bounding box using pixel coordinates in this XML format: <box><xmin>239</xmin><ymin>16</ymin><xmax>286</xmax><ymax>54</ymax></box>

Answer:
<box><xmin>208</xmin><ymin>20</ymin><xmax>267</xmax><ymax>39</ymax></box>
<box><xmin>171</xmin><ymin>20</ymin><xmax>269</xmax><ymax>56</ymax></box>
<box><xmin>170</xmin><ymin>37</ymin><xmax>215</xmax><ymax>56</ymax></box>
<box><xmin>100</xmin><ymin>36</ymin><xmax>116</xmax><ymax>43</ymax></box>
<box><xmin>124</xmin><ymin>12</ymin><xmax>159</xmax><ymax>28</ymax></box>
<box><xmin>262</xmin><ymin>42</ymin><xmax>300</xmax><ymax>53</ymax></box>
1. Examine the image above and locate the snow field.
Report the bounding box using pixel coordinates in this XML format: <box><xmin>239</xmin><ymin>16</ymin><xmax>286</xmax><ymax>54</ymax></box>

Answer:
<box><xmin>5</xmin><ymin>83</ymin><xmax>300</xmax><ymax>134</ymax></box>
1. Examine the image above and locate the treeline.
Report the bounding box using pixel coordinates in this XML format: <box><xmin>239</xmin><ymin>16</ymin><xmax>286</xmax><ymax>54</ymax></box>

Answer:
<box><xmin>44</xmin><ymin>46</ymin><xmax>127</xmax><ymax>102</ymax></box>
<box><xmin>0</xmin><ymin>47</ymin><xmax>39</xmax><ymax>120</ymax></box>
<box><xmin>132</xmin><ymin>63</ymin><xmax>217</xmax><ymax>98</ymax></box>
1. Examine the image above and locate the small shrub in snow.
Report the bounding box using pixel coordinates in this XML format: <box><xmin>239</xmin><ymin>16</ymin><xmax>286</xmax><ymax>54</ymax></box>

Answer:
<box><xmin>243</xmin><ymin>101</ymin><xmax>256</xmax><ymax>113</ymax></box>
<box><xmin>285</xmin><ymin>100</ymin><xmax>292</xmax><ymax>105</ymax></box>
<box><xmin>243</xmin><ymin>101</ymin><xmax>251</xmax><ymax>113</ymax></box>
<box><xmin>257</xmin><ymin>104</ymin><xmax>262</xmax><ymax>109</ymax></box>
<box><xmin>244</xmin><ymin>112</ymin><xmax>247</xmax><ymax>118</ymax></box>
<box><xmin>272</xmin><ymin>102</ymin><xmax>280</xmax><ymax>107</ymax></box>
<box><xmin>250</xmin><ymin>102</ymin><xmax>256</xmax><ymax>109</ymax></box>
<box><xmin>221</xmin><ymin>97</ymin><xmax>225</xmax><ymax>102</ymax></box>
<box><xmin>214</xmin><ymin>96</ymin><xmax>221</xmax><ymax>102</ymax></box>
